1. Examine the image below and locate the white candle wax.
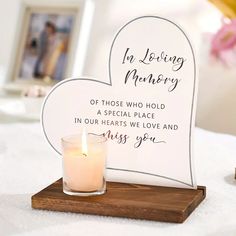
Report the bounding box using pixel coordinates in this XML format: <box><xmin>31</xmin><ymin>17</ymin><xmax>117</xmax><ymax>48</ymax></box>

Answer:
<box><xmin>63</xmin><ymin>147</ymin><xmax>106</xmax><ymax>192</ymax></box>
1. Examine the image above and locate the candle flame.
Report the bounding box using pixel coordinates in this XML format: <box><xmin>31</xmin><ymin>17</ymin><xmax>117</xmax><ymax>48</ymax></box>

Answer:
<box><xmin>82</xmin><ymin>128</ymin><xmax>88</xmax><ymax>157</ymax></box>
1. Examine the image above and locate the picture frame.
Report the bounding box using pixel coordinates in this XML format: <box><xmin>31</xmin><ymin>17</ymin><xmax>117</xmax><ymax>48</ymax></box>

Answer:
<box><xmin>8</xmin><ymin>0</ymin><xmax>94</xmax><ymax>87</ymax></box>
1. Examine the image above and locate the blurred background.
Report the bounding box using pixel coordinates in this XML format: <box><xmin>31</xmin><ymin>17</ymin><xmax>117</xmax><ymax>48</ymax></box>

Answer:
<box><xmin>0</xmin><ymin>0</ymin><xmax>235</xmax><ymax>136</ymax></box>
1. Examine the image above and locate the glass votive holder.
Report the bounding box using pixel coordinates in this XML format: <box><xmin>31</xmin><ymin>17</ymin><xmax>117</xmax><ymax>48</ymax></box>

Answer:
<box><xmin>61</xmin><ymin>133</ymin><xmax>107</xmax><ymax>196</ymax></box>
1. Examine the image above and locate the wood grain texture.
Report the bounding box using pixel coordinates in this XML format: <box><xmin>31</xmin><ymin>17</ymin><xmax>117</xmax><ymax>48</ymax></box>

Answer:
<box><xmin>31</xmin><ymin>179</ymin><xmax>206</xmax><ymax>223</ymax></box>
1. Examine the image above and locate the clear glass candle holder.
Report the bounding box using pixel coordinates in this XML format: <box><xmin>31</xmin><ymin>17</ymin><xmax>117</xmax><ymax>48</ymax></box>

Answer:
<box><xmin>61</xmin><ymin>133</ymin><xmax>107</xmax><ymax>196</ymax></box>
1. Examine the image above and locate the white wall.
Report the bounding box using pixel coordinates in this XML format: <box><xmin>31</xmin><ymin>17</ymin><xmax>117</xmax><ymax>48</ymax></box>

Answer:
<box><xmin>0</xmin><ymin>0</ymin><xmax>22</xmax><ymax>84</ymax></box>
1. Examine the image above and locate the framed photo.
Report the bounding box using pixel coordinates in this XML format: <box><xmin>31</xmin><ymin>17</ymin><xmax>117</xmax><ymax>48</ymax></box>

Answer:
<box><xmin>10</xmin><ymin>1</ymin><xmax>93</xmax><ymax>85</ymax></box>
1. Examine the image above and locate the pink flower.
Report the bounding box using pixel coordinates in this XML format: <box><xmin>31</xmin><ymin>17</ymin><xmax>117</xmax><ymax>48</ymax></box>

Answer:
<box><xmin>211</xmin><ymin>19</ymin><xmax>236</xmax><ymax>57</ymax></box>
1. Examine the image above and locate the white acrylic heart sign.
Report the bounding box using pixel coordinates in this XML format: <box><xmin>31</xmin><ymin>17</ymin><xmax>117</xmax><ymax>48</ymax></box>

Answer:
<box><xmin>42</xmin><ymin>16</ymin><xmax>197</xmax><ymax>189</ymax></box>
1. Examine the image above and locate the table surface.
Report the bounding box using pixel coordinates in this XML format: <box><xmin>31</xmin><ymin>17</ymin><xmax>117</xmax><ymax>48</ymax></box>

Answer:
<box><xmin>0</xmin><ymin>121</ymin><xmax>236</xmax><ymax>236</ymax></box>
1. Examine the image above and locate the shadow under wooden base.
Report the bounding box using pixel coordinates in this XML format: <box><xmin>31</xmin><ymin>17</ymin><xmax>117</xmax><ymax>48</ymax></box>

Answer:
<box><xmin>31</xmin><ymin>178</ymin><xmax>206</xmax><ymax>223</ymax></box>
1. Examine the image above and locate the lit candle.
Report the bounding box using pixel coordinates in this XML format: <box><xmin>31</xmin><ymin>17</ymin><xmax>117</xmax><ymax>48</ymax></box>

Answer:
<box><xmin>61</xmin><ymin>131</ymin><xmax>107</xmax><ymax>196</ymax></box>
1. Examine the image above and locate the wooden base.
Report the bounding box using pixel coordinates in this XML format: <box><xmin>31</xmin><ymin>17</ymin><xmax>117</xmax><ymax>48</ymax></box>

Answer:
<box><xmin>31</xmin><ymin>179</ymin><xmax>206</xmax><ymax>223</ymax></box>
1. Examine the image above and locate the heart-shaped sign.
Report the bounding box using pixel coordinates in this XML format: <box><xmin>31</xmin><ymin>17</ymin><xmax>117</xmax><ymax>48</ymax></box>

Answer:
<box><xmin>42</xmin><ymin>16</ymin><xmax>197</xmax><ymax>189</ymax></box>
